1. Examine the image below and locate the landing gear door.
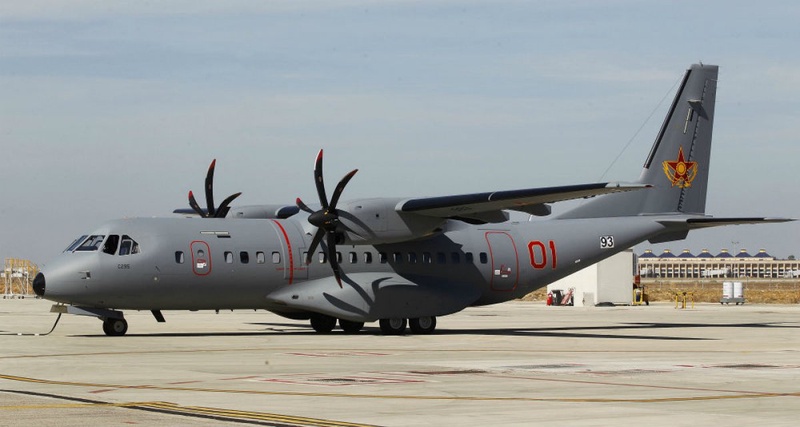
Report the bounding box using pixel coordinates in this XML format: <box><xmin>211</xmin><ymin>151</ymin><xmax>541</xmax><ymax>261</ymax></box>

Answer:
<box><xmin>485</xmin><ymin>231</ymin><xmax>519</xmax><ymax>291</ymax></box>
<box><xmin>191</xmin><ymin>241</ymin><xmax>211</xmax><ymax>276</ymax></box>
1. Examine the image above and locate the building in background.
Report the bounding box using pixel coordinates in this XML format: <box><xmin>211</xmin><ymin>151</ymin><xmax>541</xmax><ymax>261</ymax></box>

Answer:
<box><xmin>637</xmin><ymin>249</ymin><xmax>800</xmax><ymax>279</ymax></box>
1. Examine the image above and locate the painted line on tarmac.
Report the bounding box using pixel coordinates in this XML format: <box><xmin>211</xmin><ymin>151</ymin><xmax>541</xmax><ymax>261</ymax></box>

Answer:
<box><xmin>0</xmin><ymin>347</ymin><xmax>755</xmax><ymax>360</ymax></box>
<box><xmin>0</xmin><ymin>388</ymin><xmax>376</xmax><ymax>427</ymax></box>
<box><xmin>2</xmin><ymin>373</ymin><xmax>799</xmax><ymax>404</ymax></box>
<box><xmin>485</xmin><ymin>372</ymin><xmax>799</xmax><ymax>400</ymax></box>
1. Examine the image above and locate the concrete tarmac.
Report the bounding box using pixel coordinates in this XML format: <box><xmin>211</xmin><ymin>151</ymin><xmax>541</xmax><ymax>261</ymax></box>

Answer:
<box><xmin>1</xmin><ymin>298</ymin><xmax>799</xmax><ymax>426</ymax></box>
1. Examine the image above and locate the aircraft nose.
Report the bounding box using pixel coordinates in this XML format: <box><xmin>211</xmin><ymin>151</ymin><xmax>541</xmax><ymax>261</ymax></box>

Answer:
<box><xmin>33</xmin><ymin>273</ymin><xmax>46</xmax><ymax>297</ymax></box>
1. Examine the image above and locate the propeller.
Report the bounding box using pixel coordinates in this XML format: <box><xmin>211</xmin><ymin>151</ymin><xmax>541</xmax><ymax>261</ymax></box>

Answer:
<box><xmin>187</xmin><ymin>159</ymin><xmax>242</xmax><ymax>218</ymax></box>
<box><xmin>296</xmin><ymin>149</ymin><xmax>358</xmax><ymax>287</ymax></box>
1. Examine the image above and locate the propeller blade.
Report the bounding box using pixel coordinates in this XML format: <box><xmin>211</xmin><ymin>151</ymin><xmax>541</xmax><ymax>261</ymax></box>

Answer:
<box><xmin>305</xmin><ymin>228</ymin><xmax>325</xmax><ymax>264</ymax></box>
<box><xmin>296</xmin><ymin>197</ymin><xmax>315</xmax><ymax>214</ymax></box>
<box><xmin>313</xmin><ymin>149</ymin><xmax>329</xmax><ymax>210</ymax></box>
<box><xmin>299</xmin><ymin>150</ymin><xmax>356</xmax><ymax>287</ymax></box>
<box><xmin>188</xmin><ymin>191</ymin><xmax>206</xmax><ymax>217</ymax></box>
<box><xmin>326</xmin><ymin>231</ymin><xmax>343</xmax><ymax>288</ymax></box>
<box><xmin>204</xmin><ymin>159</ymin><xmax>217</xmax><ymax>217</ymax></box>
<box><xmin>215</xmin><ymin>192</ymin><xmax>242</xmax><ymax>218</ymax></box>
<box><xmin>329</xmin><ymin>169</ymin><xmax>358</xmax><ymax>210</ymax></box>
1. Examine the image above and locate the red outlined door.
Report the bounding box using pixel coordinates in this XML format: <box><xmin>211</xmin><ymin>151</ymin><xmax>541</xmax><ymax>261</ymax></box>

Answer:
<box><xmin>485</xmin><ymin>231</ymin><xmax>519</xmax><ymax>291</ymax></box>
<box><xmin>269</xmin><ymin>220</ymin><xmax>308</xmax><ymax>284</ymax></box>
<box><xmin>191</xmin><ymin>241</ymin><xmax>211</xmax><ymax>276</ymax></box>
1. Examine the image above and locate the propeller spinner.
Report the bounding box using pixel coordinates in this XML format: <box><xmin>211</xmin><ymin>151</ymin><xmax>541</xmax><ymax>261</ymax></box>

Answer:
<box><xmin>296</xmin><ymin>149</ymin><xmax>358</xmax><ymax>287</ymax></box>
<box><xmin>187</xmin><ymin>159</ymin><xmax>242</xmax><ymax>218</ymax></box>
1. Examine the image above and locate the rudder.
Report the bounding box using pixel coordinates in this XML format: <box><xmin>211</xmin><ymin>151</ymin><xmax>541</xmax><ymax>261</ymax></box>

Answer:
<box><xmin>559</xmin><ymin>63</ymin><xmax>718</xmax><ymax>219</ymax></box>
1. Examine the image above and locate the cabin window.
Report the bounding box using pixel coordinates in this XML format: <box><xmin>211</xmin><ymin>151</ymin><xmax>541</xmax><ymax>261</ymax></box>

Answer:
<box><xmin>224</xmin><ymin>251</ymin><xmax>233</xmax><ymax>264</ymax></box>
<box><xmin>75</xmin><ymin>235</ymin><xmax>105</xmax><ymax>252</ymax></box>
<box><xmin>319</xmin><ymin>252</ymin><xmax>327</xmax><ymax>264</ymax></box>
<box><xmin>379</xmin><ymin>252</ymin><xmax>388</xmax><ymax>264</ymax></box>
<box><xmin>437</xmin><ymin>252</ymin><xmax>446</xmax><ymax>264</ymax></box>
<box><xmin>479</xmin><ymin>252</ymin><xmax>488</xmax><ymax>264</ymax></box>
<box><xmin>118</xmin><ymin>235</ymin><xmax>140</xmax><ymax>256</ymax></box>
<box><xmin>349</xmin><ymin>252</ymin><xmax>358</xmax><ymax>264</ymax></box>
<box><xmin>393</xmin><ymin>252</ymin><xmax>403</xmax><ymax>264</ymax></box>
<box><xmin>408</xmin><ymin>252</ymin><xmax>418</xmax><ymax>264</ymax></box>
<box><xmin>465</xmin><ymin>252</ymin><xmax>474</xmax><ymax>264</ymax></box>
<box><xmin>364</xmin><ymin>252</ymin><xmax>373</xmax><ymax>264</ymax></box>
<box><xmin>175</xmin><ymin>251</ymin><xmax>184</xmax><ymax>264</ymax></box>
<box><xmin>451</xmin><ymin>252</ymin><xmax>461</xmax><ymax>264</ymax></box>
<box><xmin>422</xmin><ymin>252</ymin><xmax>432</xmax><ymax>264</ymax></box>
<box><xmin>102</xmin><ymin>235</ymin><xmax>119</xmax><ymax>255</ymax></box>
<box><xmin>256</xmin><ymin>251</ymin><xmax>265</xmax><ymax>264</ymax></box>
<box><xmin>335</xmin><ymin>252</ymin><xmax>342</xmax><ymax>264</ymax></box>
<box><xmin>64</xmin><ymin>235</ymin><xmax>88</xmax><ymax>252</ymax></box>
<box><xmin>240</xmin><ymin>251</ymin><xmax>250</xmax><ymax>264</ymax></box>
<box><xmin>272</xmin><ymin>251</ymin><xmax>281</xmax><ymax>264</ymax></box>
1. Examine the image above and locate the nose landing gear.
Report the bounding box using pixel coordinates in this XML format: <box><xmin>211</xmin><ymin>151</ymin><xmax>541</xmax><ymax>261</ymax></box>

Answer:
<box><xmin>50</xmin><ymin>305</ymin><xmax>129</xmax><ymax>336</ymax></box>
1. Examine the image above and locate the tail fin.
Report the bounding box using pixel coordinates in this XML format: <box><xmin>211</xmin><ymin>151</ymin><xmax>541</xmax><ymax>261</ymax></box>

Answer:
<box><xmin>559</xmin><ymin>63</ymin><xmax>718</xmax><ymax>219</ymax></box>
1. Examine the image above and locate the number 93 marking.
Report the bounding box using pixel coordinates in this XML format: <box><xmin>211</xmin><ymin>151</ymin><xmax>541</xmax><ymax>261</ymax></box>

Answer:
<box><xmin>600</xmin><ymin>235</ymin><xmax>615</xmax><ymax>249</ymax></box>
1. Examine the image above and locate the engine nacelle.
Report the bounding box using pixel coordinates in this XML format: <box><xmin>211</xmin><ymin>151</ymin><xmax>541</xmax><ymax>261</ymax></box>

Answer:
<box><xmin>228</xmin><ymin>205</ymin><xmax>300</xmax><ymax>219</ymax></box>
<box><xmin>335</xmin><ymin>198</ymin><xmax>446</xmax><ymax>245</ymax></box>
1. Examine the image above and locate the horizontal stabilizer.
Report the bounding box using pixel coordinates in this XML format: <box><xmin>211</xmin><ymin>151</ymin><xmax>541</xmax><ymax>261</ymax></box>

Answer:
<box><xmin>660</xmin><ymin>217</ymin><xmax>796</xmax><ymax>229</ymax></box>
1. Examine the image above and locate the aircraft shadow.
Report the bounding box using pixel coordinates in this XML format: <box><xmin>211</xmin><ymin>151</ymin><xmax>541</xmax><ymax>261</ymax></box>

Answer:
<box><xmin>69</xmin><ymin>321</ymin><xmax>797</xmax><ymax>340</ymax></box>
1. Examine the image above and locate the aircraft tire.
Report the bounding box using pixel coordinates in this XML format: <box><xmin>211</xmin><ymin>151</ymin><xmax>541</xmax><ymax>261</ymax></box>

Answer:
<box><xmin>102</xmin><ymin>318</ymin><xmax>128</xmax><ymax>336</ymax></box>
<box><xmin>339</xmin><ymin>319</ymin><xmax>364</xmax><ymax>333</ymax></box>
<box><xmin>409</xmin><ymin>316</ymin><xmax>436</xmax><ymax>334</ymax></box>
<box><xmin>379</xmin><ymin>318</ymin><xmax>407</xmax><ymax>335</ymax></box>
<box><xmin>310</xmin><ymin>314</ymin><xmax>336</xmax><ymax>333</ymax></box>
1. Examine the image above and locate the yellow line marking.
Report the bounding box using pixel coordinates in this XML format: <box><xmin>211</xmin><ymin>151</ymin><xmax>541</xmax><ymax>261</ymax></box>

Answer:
<box><xmin>0</xmin><ymin>395</ymin><xmax>376</xmax><ymax>427</ymax></box>
<box><xmin>135</xmin><ymin>401</ymin><xmax>377</xmax><ymax>427</ymax></box>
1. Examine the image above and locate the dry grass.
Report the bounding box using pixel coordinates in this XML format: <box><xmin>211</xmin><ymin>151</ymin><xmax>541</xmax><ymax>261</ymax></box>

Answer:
<box><xmin>641</xmin><ymin>279</ymin><xmax>800</xmax><ymax>304</ymax></box>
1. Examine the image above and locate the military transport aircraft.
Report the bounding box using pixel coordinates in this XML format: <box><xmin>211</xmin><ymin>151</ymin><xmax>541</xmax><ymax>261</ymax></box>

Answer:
<box><xmin>32</xmin><ymin>64</ymin><xmax>791</xmax><ymax>336</ymax></box>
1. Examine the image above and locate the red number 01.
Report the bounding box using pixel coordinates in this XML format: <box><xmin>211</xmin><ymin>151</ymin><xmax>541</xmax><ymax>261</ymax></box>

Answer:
<box><xmin>528</xmin><ymin>240</ymin><xmax>557</xmax><ymax>269</ymax></box>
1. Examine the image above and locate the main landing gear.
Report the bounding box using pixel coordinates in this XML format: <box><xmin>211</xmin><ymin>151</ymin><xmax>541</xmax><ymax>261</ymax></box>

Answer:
<box><xmin>102</xmin><ymin>318</ymin><xmax>128</xmax><ymax>336</ymax></box>
<box><xmin>309</xmin><ymin>314</ymin><xmax>437</xmax><ymax>335</ymax></box>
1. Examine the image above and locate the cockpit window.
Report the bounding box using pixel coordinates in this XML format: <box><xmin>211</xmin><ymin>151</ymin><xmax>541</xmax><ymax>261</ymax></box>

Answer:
<box><xmin>64</xmin><ymin>235</ymin><xmax>88</xmax><ymax>252</ymax></box>
<box><xmin>75</xmin><ymin>235</ymin><xmax>106</xmax><ymax>252</ymax></box>
<box><xmin>103</xmin><ymin>235</ymin><xmax>120</xmax><ymax>255</ymax></box>
<box><xmin>118</xmin><ymin>235</ymin><xmax>140</xmax><ymax>256</ymax></box>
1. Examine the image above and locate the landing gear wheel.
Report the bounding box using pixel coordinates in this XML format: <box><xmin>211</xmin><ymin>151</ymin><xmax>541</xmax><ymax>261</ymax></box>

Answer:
<box><xmin>310</xmin><ymin>314</ymin><xmax>337</xmax><ymax>333</ymax></box>
<box><xmin>102</xmin><ymin>318</ymin><xmax>128</xmax><ymax>336</ymax></box>
<box><xmin>339</xmin><ymin>319</ymin><xmax>364</xmax><ymax>333</ymax></box>
<box><xmin>379</xmin><ymin>318</ymin><xmax>407</xmax><ymax>335</ymax></box>
<box><xmin>409</xmin><ymin>316</ymin><xmax>437</xmax><ymax>334</ymax></box>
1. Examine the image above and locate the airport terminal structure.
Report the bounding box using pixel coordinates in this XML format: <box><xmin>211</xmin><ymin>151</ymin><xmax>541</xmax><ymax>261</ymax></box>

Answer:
<box><xmin>637</xmin><ymin>249</ymin><xmax>800</xmax><ymax>279</ymax></box>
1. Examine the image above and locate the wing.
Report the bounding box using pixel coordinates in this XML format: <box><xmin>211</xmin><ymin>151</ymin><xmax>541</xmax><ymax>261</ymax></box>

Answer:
<box><xmin>399</xmin><ymin>182</ymin><xmax>650</xmax><ymax>223</ymax></box>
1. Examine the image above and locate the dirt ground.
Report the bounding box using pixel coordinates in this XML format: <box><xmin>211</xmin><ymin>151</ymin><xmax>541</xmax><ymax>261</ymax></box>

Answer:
<box><xmin>522</xmin><ymin>279</ymin><xmax>800</xmax><ymax>304</ymax></box>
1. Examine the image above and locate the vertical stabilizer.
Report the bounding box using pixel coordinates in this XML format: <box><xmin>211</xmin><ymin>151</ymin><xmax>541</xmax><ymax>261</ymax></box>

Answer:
<box><xmin>559</xmin><ymin>63</ymin><xmax>718</xmax><ymax>219</ymax></box>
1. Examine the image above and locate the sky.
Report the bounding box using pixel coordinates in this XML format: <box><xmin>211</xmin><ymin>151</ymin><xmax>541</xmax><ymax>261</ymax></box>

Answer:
<box><xmin>1</xmin><ymin>0</ymin><xmax>799</xmax><ymax>266</ymax></box>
